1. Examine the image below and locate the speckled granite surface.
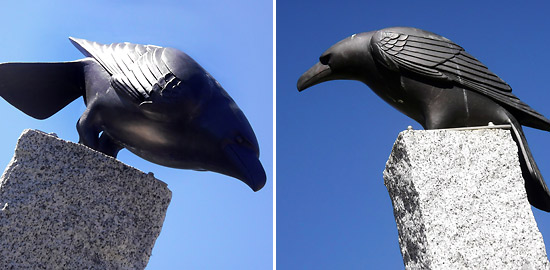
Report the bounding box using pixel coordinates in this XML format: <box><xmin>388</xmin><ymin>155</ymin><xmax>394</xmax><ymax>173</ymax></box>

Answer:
<box><xmin>0</xmin><ymin>129</ymin><xmax>172</xmax><ymax>269</ymax></box>
<box><xmin>384</xmin><ymin>129</ymin><xmax>549</xmax><ymax>270</ymax></box>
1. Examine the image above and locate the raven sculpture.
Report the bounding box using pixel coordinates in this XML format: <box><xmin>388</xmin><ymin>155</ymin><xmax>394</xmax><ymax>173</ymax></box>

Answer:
<box><xmin>0</xmin><ymin>38</ymin><xmax>266</xmax><ymax>191</ymax></box>
<box><xmin>297</xmin><ymin>26</ymin><xmax>550</xmax><ymax>211</ymax></box>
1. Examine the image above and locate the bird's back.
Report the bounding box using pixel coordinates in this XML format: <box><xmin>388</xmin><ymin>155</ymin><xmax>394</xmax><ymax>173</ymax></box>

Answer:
<box><xmin>372</xmin><ymin>27</ymin><xmax>550</xmax><ymax>131</ymax></box>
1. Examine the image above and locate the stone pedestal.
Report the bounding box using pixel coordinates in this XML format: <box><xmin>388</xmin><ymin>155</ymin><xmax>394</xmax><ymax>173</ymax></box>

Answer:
<box><xmin>383</xmin><ymin>129</ymin><xmax>549</xmax><ymax>270</ymax></box>
<box><xmin>0</xmin><ymin>129</ymin><xmax>172</xmax><ymax>269</ymax></box>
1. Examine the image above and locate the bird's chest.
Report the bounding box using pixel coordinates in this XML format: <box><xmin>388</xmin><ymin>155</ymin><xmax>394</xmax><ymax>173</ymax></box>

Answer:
<box><xmin>371</xmin><ymin>74</ymin><xmax>430</xmax><ymax>124</ymax></box>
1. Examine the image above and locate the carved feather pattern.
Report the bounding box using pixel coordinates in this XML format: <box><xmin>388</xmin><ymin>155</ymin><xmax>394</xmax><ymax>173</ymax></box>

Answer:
<box><xmin>372</xmin><ymin>29</ymin><xmax>544</xmax><ymax>120</ymax></box>
<box><xmin>69</xmin><ymin>37</ymin><xmax>177</xmax><ymax>103</ymax></box>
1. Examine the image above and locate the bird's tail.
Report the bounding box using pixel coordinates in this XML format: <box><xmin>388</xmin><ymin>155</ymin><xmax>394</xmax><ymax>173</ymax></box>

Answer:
<box><xmin>507</xmin><ymin>114</ymin><xmax>550</xmax><ymax>211</ymax></box>
<box><xmin>0</xmin><ymin>61</ymin><xmax>86</xmax><ymax>119</ymax></box>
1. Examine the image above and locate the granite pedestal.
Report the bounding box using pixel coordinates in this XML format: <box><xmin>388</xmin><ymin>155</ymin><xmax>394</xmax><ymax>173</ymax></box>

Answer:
<box><xmin>0</xmin><ymin>129</ymin><xmax>172</xmax><ymax>269</ymax></box>
<box><xmin>384</xmin><ymin>129</ymin><xmax>549</xmax><ymax>270</ymax></box>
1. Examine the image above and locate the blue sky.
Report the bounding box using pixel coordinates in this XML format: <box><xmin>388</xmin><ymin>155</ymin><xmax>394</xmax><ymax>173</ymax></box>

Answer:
<box><xmin>277</xmin><ymin>1</ymin><xmax>550</xmax><ymax>269</ymax></box>
<box><xmin>0</xmin><ymin>1</ymin><xmax>272</xmax><ymax>269</ymax></box>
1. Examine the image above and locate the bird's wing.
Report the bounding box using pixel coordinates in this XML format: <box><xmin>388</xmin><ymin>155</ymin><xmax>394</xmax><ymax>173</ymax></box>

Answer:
<box><xmin>69</xmin><ymin>37</ymin><xmax>175</xmax><ymax>103</ymax></box>
<box><xmin>370</xmin><ymin>29</ymin><xmax>545</xmax><ymax>122</ymax></box>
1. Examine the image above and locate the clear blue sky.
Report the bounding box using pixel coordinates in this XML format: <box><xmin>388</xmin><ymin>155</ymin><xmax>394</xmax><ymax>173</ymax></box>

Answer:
<box><xmin>277</xmin><ymin>1</ymin><xmax>550</xmax><ymax>269</ymax></box>
<box><xmin>0</xmin><ymin>1</ymin><xmax>272</xmax><ymax>269</ymax></box>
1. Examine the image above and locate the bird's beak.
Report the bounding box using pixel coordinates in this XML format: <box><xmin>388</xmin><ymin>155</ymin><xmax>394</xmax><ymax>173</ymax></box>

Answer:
<box><xmin>297</xmin><ymin>62</ymin><xmax>332</xmax><ymax>91</ymax></box>
<box><xmin>225</xmin><ymin>144</ymin><xmax>266</xmax><ymax>192</ymax></box>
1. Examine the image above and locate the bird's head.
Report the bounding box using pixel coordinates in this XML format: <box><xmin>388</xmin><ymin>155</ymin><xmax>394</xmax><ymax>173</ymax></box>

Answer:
<box><xmin>192</xmin><ymin>88</ymin><xmax>266</xmax><ymax>192</ymax></box>
<box><xmin>145</xmin><ymin>48</ymin><xmax>267</xmax><ymax>192</ymax></box>
<box><xmin>150</xmin><ymin>84</ymin><xmax>266</xmax><ymax>192</ymax></box>
<box><xmin>297</xmin><ymin>31</ymin><xmax>376</xmax><ymax>91</ymax></box>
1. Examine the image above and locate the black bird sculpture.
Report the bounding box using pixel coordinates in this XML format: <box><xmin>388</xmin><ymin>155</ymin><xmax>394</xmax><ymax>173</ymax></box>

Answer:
<box><xmin>0</xmin><ymin>38</ymin><xmax>266</xmax><ymax>191</ymax></box>
<box><xmin>297</xmin><ymin>26</ymin><xmax>550</xmax><ymax>211</ymax></box>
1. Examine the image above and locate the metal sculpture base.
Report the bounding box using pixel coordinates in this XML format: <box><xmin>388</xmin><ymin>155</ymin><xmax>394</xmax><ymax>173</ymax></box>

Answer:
<box><xmin>384</xmin><ymin>129</ymin><xmax>549</xmax><ymax>270</ymax></box>
<box><xmin>0</xmin><ymin>130</ymin><xmax>172</xmax><ymax>269</ymax></box>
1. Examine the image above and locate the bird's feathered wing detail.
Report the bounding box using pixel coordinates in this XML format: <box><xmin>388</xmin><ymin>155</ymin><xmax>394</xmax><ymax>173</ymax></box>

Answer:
<box><xmin>69</xmin><ymin>37</ymin><xmax>179</xmax><ymax>104</ymax></box>
<box><xmin>371</xmin><ymin>28</ymin><xmax>550</xmax><ymax>129</ymax></box>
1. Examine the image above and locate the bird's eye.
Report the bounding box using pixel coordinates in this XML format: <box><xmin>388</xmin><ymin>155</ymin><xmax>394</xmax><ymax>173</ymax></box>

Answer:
<box><xmin>236</xmin><ymin>135</ymin><xmax>244</xmax><ymax>144</ymax></box>
<box><xmin>319</xmin><ymin>54</ymin><xmax>331</xmax><ymax>65</ymax></box>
